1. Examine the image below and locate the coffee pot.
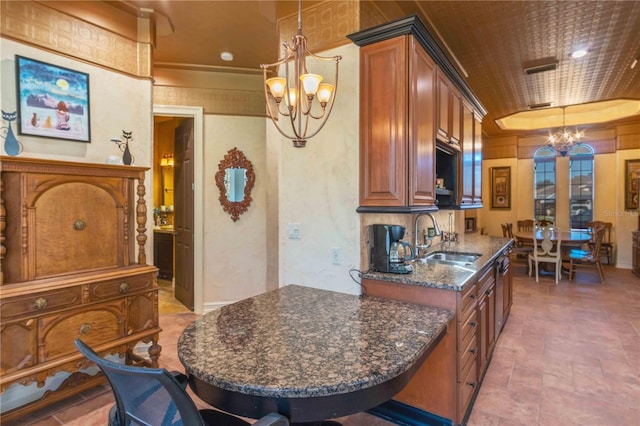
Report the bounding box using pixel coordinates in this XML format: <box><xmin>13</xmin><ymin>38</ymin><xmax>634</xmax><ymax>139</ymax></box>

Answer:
<box><xmin>372</xmin><ymin>224</ymin><xmax>415</xmax><ymax>274</ymax></box>
<box><xmin>390</xmin><ymin>241</ymin><xmax>415</xmax><ymax>264</ymax></box>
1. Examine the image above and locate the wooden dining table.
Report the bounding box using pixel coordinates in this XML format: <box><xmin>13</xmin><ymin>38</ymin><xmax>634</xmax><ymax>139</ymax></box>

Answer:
<box><xmin>514</xmin><ymin>230</ymin><xmax>592</xmax><ymax>247</ymax></box>
<box><xmin>177</xmin><ymin>284</ymin><xmax>454</xmax><ymax>424</ymax></box>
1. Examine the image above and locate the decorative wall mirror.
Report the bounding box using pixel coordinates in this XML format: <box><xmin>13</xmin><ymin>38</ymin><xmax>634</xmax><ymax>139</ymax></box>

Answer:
<box><xmin>215</xmin><ymin>147</ymin><xmax>255</xmax><ymax>221</ymax></box>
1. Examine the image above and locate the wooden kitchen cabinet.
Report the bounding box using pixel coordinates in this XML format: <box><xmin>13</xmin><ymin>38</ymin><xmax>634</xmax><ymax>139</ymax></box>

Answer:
<box><xmin>358</xmin><ymin>34</ymin><xmax>436</xmax><ymax>211</ymax></box>
<box><xmin>477</xmin><ymin>266</ymin><xmax>496</xmax><ymax>374</ymax></box>
<box><xmin>459</xmin><ymin>100</ymin><xmax>475</xmax><ymax>205</ymax></box>
<box><xmin>436</xmin><ymin>70</ymin><xmax>462</xmax><ymax>146</ymax></box>
<box><xmin>349</xmin><ymin>15</ymin><xmax>486</xmax><ymax>213</ymax></box>
<box><xmin>0</xmin><ymin>157</ymin><xmax>160</xmax><ymax>421</ymax></box>
<box><xmin>473</xmin><ymin>112</ymin><xmax>483</xmax><ymax>205</ymax></box>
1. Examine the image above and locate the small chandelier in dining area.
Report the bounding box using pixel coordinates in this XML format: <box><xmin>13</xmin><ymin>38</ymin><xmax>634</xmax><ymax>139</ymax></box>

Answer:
<box><xmin>546</xmin><ymin>106</ymin><xmax>584</xmax><ymax>156</ymax></box>
<box><xmin>261</xmin><ymin>0</ymin><xmax>341</xmax><ymax>148</ymax></box>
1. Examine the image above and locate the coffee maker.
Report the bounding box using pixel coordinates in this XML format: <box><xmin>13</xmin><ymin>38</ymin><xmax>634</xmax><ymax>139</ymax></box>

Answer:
<box><xmin>372</xmin><ymin>224</ymin><xmax>415</xmax><ymax>274</ymax></box>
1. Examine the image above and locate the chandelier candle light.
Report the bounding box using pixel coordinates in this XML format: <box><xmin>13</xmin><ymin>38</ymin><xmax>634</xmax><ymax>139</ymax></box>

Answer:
<box><xmin>261</xmin><ymin>0</ymin><xmax>341</xmax><ymax>148</ymax></box>
<box><xmin>547</xmin><ymin>106</ymin><xmax>584</xmax><ymax>156</ymax></box>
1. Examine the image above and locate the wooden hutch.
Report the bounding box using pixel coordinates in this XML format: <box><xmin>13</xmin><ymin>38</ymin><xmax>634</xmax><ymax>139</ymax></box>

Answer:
<box><xmin>0</xmin><ymin>157</ymin><xmax>160</xmax><ymax>420</ymax></box>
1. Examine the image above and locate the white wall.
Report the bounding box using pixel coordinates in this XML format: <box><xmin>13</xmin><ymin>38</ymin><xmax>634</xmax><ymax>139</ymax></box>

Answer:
<box><xmin>202</xmin><ymin>115</ymin><xmax>268</xmax><ymax>305</ymax></box>
<box><xmin>270</xmin><ymin>44</ymin><xmax>362</xmax><ymax>295</ymax></box>
<box><xmin>1</xmin><ymin>39</ymin><xmax>152</xmax><ymax>167</ymax></box>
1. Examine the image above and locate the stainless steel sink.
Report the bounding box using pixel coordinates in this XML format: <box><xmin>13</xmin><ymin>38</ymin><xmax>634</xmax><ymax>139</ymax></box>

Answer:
<box><xmin>422</xmin><ymin>251</ymin><xmax>482</xmax><ymax>266</ymax></box>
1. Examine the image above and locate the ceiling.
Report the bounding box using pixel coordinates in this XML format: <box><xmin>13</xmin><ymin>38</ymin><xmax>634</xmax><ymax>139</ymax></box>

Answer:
<box><xmin>123</xmin><ymin>0</ymin><xmax>640</xmax><ymax>138</ymax></box>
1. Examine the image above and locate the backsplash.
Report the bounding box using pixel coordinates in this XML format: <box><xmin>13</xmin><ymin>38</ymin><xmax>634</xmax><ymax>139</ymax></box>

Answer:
<box><xmin>359</xmin><ymin>210</ymin><xmax>465</xmax><ymax>270</ymax></box>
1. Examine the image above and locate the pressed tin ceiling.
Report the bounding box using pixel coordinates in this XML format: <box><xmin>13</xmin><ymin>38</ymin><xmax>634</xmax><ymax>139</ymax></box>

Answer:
<box><xmin>122</xmin><ymin>0</ymin><xmax>640</xmax><ymax>138</ymax></box>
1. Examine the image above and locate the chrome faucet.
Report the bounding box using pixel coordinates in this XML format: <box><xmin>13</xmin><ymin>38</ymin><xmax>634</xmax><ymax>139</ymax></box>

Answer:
<box><xmin>414</xmin><ymin>212</ymin><xmax>442</xmax><ymax>258</ymax></box>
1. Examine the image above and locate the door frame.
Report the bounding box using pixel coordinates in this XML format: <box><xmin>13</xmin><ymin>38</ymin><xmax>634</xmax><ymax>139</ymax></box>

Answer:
<box><xmin>153</xmin><ymin>105</ymin><xmax>204</xmax><ymax>314</ymax></box>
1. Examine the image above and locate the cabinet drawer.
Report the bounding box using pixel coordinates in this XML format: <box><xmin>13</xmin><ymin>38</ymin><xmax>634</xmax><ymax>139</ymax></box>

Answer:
<box><xmin>458</xmin><ymin>283</ymin><xmax>477</xmax><ymax>320</ymax></box>
<box><xmin>458</xmin><ymin>334</ymin><xmax>477</xmax><ymax>380</ymax></box>
<box><xmin>1</xmin><ymin>287</ymin><xmax>83</xmax><ymax>320</ymax></box>
<box><xmin>38</xmin><ymin>300</ymin><xmax>126</xmax><ymax>363</ymax></box>
<box><xmin>458</xmin><ymin>309</ymin><xmax>478</xmax><ymax>349</ymax></box>
<box><xmin>88</xmin><ymin>273</ymin><xmax>155</xmax><ymax>302</ymax></box>
<box><xmin>458</xmin><ymin>360</ymin><xmax>478</xmax><ymax>418</ymax></box>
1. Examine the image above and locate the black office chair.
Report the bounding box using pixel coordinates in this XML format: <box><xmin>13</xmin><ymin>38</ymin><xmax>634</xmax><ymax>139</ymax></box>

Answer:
<box><xmin>74</xmin><ymin>339</ymin><xmax>289</xmax><ymax>426</ymax></box>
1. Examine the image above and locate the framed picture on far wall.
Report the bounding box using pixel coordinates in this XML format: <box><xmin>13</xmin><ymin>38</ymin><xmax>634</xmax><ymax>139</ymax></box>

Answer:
<box><xmin>16</xmin><ymin>55</ymin><xmax>90</xmax><ymax>143</ymax></box>
<box><xmin>491</xmin><ymin>166</ymin><xmax>511</xmax><ymax>209</ymax></box>
<box><xmin>625</xmin><ymin>159</ymin><xmax>640</xmax><ymax>211</ymax></box>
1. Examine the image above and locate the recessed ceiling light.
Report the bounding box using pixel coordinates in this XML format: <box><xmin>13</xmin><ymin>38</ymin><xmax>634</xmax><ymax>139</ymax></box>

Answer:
<box><xmin>570</xmin><ymin>49</ymin><xmax>588</xmax><ymax>59</ymax></box>
<box><xmin>220</xmin><ymin>52</ymin><xmax>234</xmax><ymax>62</ymax></box>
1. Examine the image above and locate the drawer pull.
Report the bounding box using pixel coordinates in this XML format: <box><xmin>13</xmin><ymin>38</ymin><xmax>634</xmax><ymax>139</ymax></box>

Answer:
<box><xmin>119</xmin><ymin>283</ymin><xmax>130</xmax><ymax>293</ymax></box>
<box><xmin>32</xmin><ymin>298</ymin><xmax>48</xmax><ymax>310</ymax></box>
<box><xmin>79</xmin><ymin>323</ymin><xmax>92</xmax><ymax>335</ymax></box>
<box><xmin>469</xmin><ymin>348</ymin><xmax>477</xmax><ymax>354</ymax></box>
<box><xmin>469</xmin><ymin>294</ymin><xmax>476</xmax><ymax>300</ymax></box>
<box><xmin>470</xmin><ymin>321</ymin><xmax>477</xmax><ymax>328</ymax></box>
<box><xmin>467</xmin><ymin>382</ymin><xmax>477</xmax><ymax>388</ymax></box>
<box><xmin>73</xmin><ymin>219</ymin><xmax>86</xmax><ymax>231</ymax></box>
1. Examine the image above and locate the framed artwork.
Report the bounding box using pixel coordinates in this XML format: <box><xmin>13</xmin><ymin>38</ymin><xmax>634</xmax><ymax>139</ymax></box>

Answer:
<box><xmin>491</xmin><ymin>166</ymin><xmax>511</xmax><ymax>209</ymax></box>
<box><xmin>16</xmin><ymin>55</ymin><xmax>90</xmax><ymax>142</ymax></box>
<box><xmin>625</xmin><ymin>159</ymin><xmax>640</xmax><ymax>211</ymax></box>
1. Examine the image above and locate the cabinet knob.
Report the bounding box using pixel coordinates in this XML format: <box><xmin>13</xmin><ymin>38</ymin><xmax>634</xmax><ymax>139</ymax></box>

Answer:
<box><xmin>469</xmin><ymin>348</ymin><xmax>477</xmax><ymax>354</ymax></box>
<box><xmin>79</xmin><ymin>323</ymin><xmax>92</xmax><ymax>335</ymax></box>
<box><xmin>470</xmin><ymin>321</ymin><xmax>477</xmax><ymax>327</ymax></box>
<box><xmin>119</xmin><ymin>282</ymin><xmax>130</xmax><ymax>293</ymax></box>
<box><xmin>469</xmin><ymin>294</ymin><xmax>476</xmax><ymax>300</ymax></box>
<box><xmin>73</xmin><ymin>219</ymin><xmax>86</xmax><ymax>231</ymax></box>
<box><xmin>467</xmin><ymin>382</ymin><xmax>477</xmax><ymax>388</ymax></box>
<box><xmin>32</xmin><ymin>297</ymin><xmax>48</xmax><ymax>310</ymax></box>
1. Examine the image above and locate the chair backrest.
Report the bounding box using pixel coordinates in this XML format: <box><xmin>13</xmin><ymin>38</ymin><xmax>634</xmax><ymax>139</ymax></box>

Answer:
<box><xmin>75</xmin><ymin>339</ymin><xmax>205</xmax><ymax>426</ymax></box>
<box><xmin>589</xmin><ymin>225</ymin><xmax>606</xmax><ymax>260</ymax></box>
<box><xmin>532</xmin><ymin>226</ymin><xmax>561</xmax><ymax>259</ymax></box>
<box><xmin>517</xmin><ymin>220</ymin><xmax>535</xmax><ymax>232</ymax></box>
<box><xmin>587</xmin><ymin>221</ymin><xmax>612</xmax><ymax>244</ymax></box>
<box><xmin>537</xmin><ymin>219</ymin><xmax>554</xmax><ymax>227</ymax></box>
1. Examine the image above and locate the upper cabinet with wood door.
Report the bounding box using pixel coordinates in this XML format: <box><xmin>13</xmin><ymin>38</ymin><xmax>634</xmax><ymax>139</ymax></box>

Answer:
<box><xmin>437</xmin><ymin>70</ymin><xmax>462</xmax><ymax>147</ymax></box>
<box><xmin>356</xmin><ymin>34</ymin><xmax>437</xmax><ymax>212</ymax></box>
<box><xmin>349</xmin><ymin>15</ymin><xmax>486</xmax><ymax>213</ymax></box>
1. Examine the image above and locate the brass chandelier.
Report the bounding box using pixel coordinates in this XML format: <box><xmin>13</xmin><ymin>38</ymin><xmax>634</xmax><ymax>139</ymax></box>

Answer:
<box><xmin>261</xmin><ymin>0</ymin><xmax>341</xmax><ymax>148</ymax></box>
<box><xmin>546</xmin><ymin>106</ymin><xmax>584</xmax><ymax>156</ymax></box>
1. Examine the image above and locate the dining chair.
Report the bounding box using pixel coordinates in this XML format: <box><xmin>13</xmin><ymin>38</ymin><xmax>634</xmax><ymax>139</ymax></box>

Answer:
<box><xmin>517</xmin><ymin>219</ymin><xmax>535</xmax><ymax>232</ymax></box>
<box><xmin>537</xmin><ymin>219</ymin><xmax>555</xmax><ymax>227</ymax></box>
<box><xmin>568</xmin><ymin>225</ymin><xmax>606</xmax><ymax>284</ymax></box>
<box><xmin>74</xmin><ymin>339</ymin><xmax>289</xmax><ymax>426</ymax></box>
<box><xmin>586</xmin><ymin>221</ymin><xmax>614</xmax><ymax>265</ymax></box>
<box><xmin>528</xmin><ymin>226</ymin><xmax>562</xmax><ymax>284</ymax></box>
<box><xmin>502</xmin><ymin>223</ymin><xmax>532</xmax><ymax>273</ymax></box>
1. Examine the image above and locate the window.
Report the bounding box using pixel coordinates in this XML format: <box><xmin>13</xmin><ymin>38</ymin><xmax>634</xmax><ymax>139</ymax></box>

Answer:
<box><xmin>569</xmin><ymin>144</ymin><xmax>594</xmax><ymax>229</ymax></box>
<box><xmin>533</xmin><ymin>147</ymin><xmax>556</xmax><ymax>223</ymax></box>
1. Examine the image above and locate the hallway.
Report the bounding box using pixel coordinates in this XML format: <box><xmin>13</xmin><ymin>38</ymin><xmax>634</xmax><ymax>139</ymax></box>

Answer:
<box><xmin>4</xmin><ymin>266</ymin><xmax>639</xmax><ymax>425</ymax></box>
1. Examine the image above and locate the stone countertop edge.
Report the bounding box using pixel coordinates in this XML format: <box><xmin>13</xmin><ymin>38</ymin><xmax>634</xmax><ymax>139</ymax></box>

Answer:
<box><xmin>177</xmin><ymin>285</ymin><xmax>454</xmax><ymax>399</ymax></box>
<box><xmin>362</xmin><ymin>234</ymin><xmax>514</xmax><ymax>291</ymax></box>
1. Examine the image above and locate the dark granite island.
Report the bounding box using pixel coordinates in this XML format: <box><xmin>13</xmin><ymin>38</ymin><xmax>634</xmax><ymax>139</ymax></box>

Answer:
<box><xmin>178</xmin><ymin>284</ymin><xmax>454</xmax><ymax>424</ymax></box>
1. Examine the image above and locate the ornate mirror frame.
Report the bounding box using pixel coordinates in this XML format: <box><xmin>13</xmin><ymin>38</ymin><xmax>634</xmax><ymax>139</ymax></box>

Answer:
<box><xmin>214</xmin><ymin>147</ymin><xmax>255</xmax><ymax>221</ymax></box>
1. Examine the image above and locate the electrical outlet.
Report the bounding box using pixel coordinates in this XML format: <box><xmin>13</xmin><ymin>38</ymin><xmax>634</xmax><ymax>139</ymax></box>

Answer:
<box><xmin>288</xmin><ymin>223</ymin><xmax>301</xmax><ymax>239</ymax></box>
<box><xmin>330</xmin><ymin>247</ymin><xmax>341</xmax><ymax>265</ymax></box>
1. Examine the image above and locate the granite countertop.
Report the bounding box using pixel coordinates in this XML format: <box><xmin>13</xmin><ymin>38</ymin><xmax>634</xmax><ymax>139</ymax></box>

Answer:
<box><xmin>362</xmin><ymin>233</ymin><xmax>513</xmax><ymax>291</ymax></box>
<box><xmin>177</xmin><ymin>284</ymin><xmax>453</xmax><ymax>399</ymax></box>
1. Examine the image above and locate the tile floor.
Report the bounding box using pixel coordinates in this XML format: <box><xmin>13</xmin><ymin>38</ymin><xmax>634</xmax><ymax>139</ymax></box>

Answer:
<box><xmin>3</xmin><ymin>266</ymin><xmax>638</xmax><ymax>425</ymax></box>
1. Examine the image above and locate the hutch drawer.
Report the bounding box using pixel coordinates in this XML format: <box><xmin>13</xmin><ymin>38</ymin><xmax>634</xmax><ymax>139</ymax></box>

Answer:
<box><xmin>0</xmin><ymin>287</ymin><xmax>83</xmax><ymax>320</ymax></box>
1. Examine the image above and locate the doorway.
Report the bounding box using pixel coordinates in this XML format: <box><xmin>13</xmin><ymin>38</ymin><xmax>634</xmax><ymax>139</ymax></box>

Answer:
<box><xmin>153</xmin><ymin>106</ymin><xmax>204</xmax><ymax>314</ymax></box>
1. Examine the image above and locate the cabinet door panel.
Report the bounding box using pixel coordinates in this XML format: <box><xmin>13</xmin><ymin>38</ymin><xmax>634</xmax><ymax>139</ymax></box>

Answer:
<box><xmin>1</xmin><ymin>319</ymin><xmax>36</xmax><ymax>375</ymax></box>
<box><xmin>127</xmin><ymin>291</ymin><xmax>159</xmax><ymax>335</ymax></box>
<box><xmin>460</xmin><ymin>101</ymin><xmax>474</xmax><ymax>204</ymax></box>
<box><xmin>473</xmin><ymin>115</ymin><xmax>483</xmax><ymax>204</ymax></box>
<box><xmin>436</xmin><ymin>71</ymin><xmax>450</xmax><ymax>142</ymax></box>
<box><xmin>360</xmin><ymin>37</ymin><xmax>407</xmax><ymax>206</ymax></box>
<box><xmin>39</xmin><ymin>301</ymin><xmax>125</xmax><ymax>362</ymax></box>
<box><xmin>33</xmin><ymin>181</ymin><xmax>121</xmax><ymax>278</ymax></box>
<box><xmin>408</xmin><ymin>36</ymin><xmax>436</xmax><ymax>206</ymax></box>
